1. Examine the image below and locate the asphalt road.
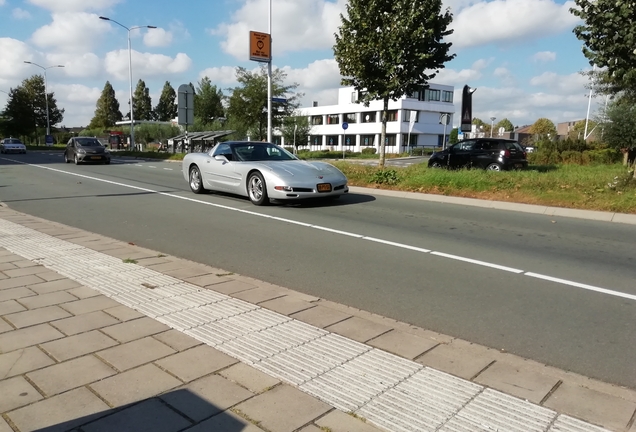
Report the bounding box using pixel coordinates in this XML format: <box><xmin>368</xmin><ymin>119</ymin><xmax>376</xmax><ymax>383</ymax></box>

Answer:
<box><xmin>1</xmin><ymin>150</ymin><xmax>635</xmax><ymax>389</ymax></box>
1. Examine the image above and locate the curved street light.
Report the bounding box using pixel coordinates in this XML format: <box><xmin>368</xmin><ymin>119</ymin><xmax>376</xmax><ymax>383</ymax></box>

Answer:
<box><xmin>99</xmin><ymin>16</ymin><xmax>157</xmax><ymax>151</ymax></box>
<box><xmin>490</xmin><ymin>116</ymin><xmax>496</xmax><ymax>138</ymax></box>
<box><xmin>23</xmin><ymin>61</ymin><xmax>65</xmax><ymax>138</ymax></box>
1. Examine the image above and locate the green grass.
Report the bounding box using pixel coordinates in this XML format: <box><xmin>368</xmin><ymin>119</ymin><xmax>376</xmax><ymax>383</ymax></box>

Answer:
<box><xmin>332</xmin><ymin>162</ymin><xmax>636</xmax><ymax>214</ymax></box>
<box><xmin>25</xmin><ymin>144</ymin><xmax>65</xmax><ymax>150</ymax></box>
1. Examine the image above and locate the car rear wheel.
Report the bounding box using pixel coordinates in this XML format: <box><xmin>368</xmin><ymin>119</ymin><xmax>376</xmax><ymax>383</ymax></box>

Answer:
<box><xmin>429</xmin><ymin>161</ymin><xmax>444</xmax><ymax>169</ymax></box>
<box><xmin>247</xmin><ymin>172</ymin><xmax>269</xmax><ymax>206</ymax></box>
<box><xmin>74</xmin><ymin>154</ymin><xmax>80</xmax><ymax>165</ymax></box>
<box><xmin>486</xmin><ymin>163</ymin><xmax>503</xmax><ymax>171</ymax></box>
<box><xmin>64</xmin><ymin>152</ymin><xmax>70</xmax><ymax>163</ymax></box>
<box><xmin>189</xmin><ymin>166</ymin><xmax>205</xmax><ymax>194</ymax></box>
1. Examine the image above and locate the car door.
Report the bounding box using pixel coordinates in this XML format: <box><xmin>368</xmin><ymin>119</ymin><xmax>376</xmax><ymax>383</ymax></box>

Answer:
<box><xmin>448</xmin><ymin>140</ymin><xmax>475</xmax><ymax>168</ymax></box>
<box><xmin>66</xmin><ymin>139</ymin><xmax>74</xmax><ymax>159</ymax></box>
<box><xmin>470</xmin><ymin>140</ymin><xmax>496</xmax><ymax>169</ymax></box>
<box><xmin>206</xmin><ymin>144</ymin><xmax>241</xmax><ymax>191</ymax></box>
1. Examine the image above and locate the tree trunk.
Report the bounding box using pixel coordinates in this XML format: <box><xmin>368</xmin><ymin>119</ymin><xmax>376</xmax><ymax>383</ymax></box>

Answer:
<box><xmin>378</xmin><ymin>97</ymin><xmax>388</xmax><ymax>169</ymax></box>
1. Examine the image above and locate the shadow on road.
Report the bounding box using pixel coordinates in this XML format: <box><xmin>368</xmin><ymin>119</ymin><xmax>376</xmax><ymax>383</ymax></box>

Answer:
<box><xmin>0</xmin><ymin>191</ymin><xmax>180</xmax><ymax>203</ymax></box>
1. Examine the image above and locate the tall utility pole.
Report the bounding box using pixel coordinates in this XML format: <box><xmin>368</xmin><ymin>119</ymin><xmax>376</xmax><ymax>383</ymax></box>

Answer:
<box><xmin>99</xmin><ymin>16</ymin><xmax>156</xmax><ymax>151</ymax></box>
<box><xmin>23</xmin><ymin>62</ymin><xmax>65</xmax><ymax>138</ymax></box>
<box><xmin>490</xmin><ymin>116</ymin><xmax>496</xmax><ymax>138</ymax></box>
<box><xmin>267</xmin><ymin>0</ymin><xmax>272</xmax><ymax>143</ymax></box>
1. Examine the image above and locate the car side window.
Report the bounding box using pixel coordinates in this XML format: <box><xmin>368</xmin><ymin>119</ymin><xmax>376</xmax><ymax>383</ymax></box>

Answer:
<box><xmin>457</xmin><ymin>140</ymin><xmax>476</xmax><ymax>151</ymax></box>
<box><xmin>212</xmin><ymin>144</ymin><xmax>232</xmax><ymax>160</ymax></box>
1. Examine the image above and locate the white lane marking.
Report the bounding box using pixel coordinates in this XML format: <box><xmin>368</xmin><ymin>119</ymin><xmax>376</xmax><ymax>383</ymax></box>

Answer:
<box><xmin>148</xmin><ymin>166</ymin><xmax>156</xmax><ymax>169</ymax></box>
<box><xmin>164</xmin><ymin>168</ymin><xmax>173</xmax><ymax>171</ymax></box>
<box><xmin>525</xmin><ymin>272</ymin><xmax>636</xmax><ymax>301</ymax></box>
<box><xmin>2</xmin><ymin>156</ymin><xmax>633</xmax><ymax>303</ymax></box>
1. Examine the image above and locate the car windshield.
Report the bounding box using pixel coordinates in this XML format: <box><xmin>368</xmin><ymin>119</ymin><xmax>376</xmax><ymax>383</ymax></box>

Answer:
<box><xmin>230</xmin><ymin>143</ymin><xmax>297</xmax><ymax>162</ymax></box>
<box><xmin>76</xmin><ymin>138</ymin><xmax>102</xmax><ymax>147</ymax></box>
<box><xmin>5</xmin><ymin>139</ymin><xmax>22</xmax><ymax>144</ymax></box>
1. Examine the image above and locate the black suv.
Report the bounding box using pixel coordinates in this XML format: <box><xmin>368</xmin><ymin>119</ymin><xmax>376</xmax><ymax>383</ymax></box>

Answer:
<box><xmin>428</xmin><ymin>138</ymin><xmax>528</xmax><ymax>171</ymax></box>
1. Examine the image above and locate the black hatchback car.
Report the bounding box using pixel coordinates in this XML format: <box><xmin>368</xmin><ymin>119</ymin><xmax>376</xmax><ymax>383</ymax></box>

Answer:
<box><xmin>64</xmin><ymin>137</ymin><xmax>111</xmax><ymax>165</ymax></box>
<box><xmin>428</xmin><ymin>138</ymin><xmax>528</xmax><ymax>171</ymax></box>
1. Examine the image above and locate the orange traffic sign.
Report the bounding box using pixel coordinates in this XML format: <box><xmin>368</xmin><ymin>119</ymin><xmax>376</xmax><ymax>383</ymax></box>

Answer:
<box><xmin>249</xmin><ymin>31</ymin><xmax>271</xmax><ymax>62</ymax></box>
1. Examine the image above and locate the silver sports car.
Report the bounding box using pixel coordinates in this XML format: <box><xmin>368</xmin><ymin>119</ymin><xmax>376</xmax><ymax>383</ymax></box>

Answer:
<box><xmin>182</xmin><ymin>141</ymin><xmax>349</xmax><ymax>205</ymax></box>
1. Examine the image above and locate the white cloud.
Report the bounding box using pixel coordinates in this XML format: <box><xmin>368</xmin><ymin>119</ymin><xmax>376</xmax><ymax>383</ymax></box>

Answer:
<box><xmin>0</xmin><ymin>0</ymin><xmax>6</xmax><ymax>5</ymax></box>
<box><xmin>449</xmin><ymin>0</ymin><xmax>580</xmax><ymax>48</ymax></box>
<box><xmin>104</xmin><ymin>50</ymin><xmax>192</xmax><ymax>80</ymax></box>
<box><xmin>12</xmin><ymin>8</ymin><xmax>32</xmax><ymax>19</ymax></box>
<box><xmin>31</xmin><ymin>12</ymin><xmax>111</xmax><ymax>53</ymax></box>
<box><xmin>282</xmin><ymin>59</ymin><xmax>341</xmax><ymax>90</ymax></box>
<box><xmin>529</xmin><ymin>71</ymin><xmax>587</xmax><ymax>94</ymax></box>
<box><xmin>434</xmin><ymin>67</ymin><xmax>483</xmax><ymax>86</ymax></box>
<box><xmin>0</xmin><ymin>38</ymin><xmax>37</xmax><ymax>86</ymax></box>
<box><xmin>213</xmin><ymin>0</ymin><xmax>346</xmax><ymax>60</ymax></box>
<box><xmin>494</xmin><ymin>67</ymin><xmax>516</xmax><ymax>86</ymax></box>
<box><xmin>199</xmin><ymin>66</ymin><xmax>238</xmax><ymax>85</ymax></box>
<box><xmin>532</xmin><ymin>51</ymin><xmax>557</xmax><ymax>62</ymax></box>
<box><xmin>46</xmin><ymin>52</ymin><xmax>102</xmax><ymax>78</ymax></box>
<box><xmin>143</xmin><ymin>28</ymin><xmax>173</xmax><ymax>47</ymax></box>
<box><xmin>26</xmin><ymin>0</ymin><xmax>121</xmax><ymax>12</ymax></box>
<box><xmin>48</xmin><ymin>83</ymin><xmax>102</xmax><ymax>127</ymax></box>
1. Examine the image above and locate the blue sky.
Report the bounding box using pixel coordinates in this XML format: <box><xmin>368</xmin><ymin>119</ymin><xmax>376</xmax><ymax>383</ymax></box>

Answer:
<box><xmin>0</xmin><ymin>0</ymin><xmax>600</xmax><ymax>129</ymax></box>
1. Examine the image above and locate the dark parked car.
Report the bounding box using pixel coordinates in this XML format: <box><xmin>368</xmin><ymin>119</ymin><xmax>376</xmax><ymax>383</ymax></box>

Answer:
<box><xmin>64</xmin><ymin>137</ymin><xmax>110</xmax><ymax>165</ymax></box>
<box><xmin>428</xmin><ymin>138</ymin><xmax>528</xmax><ymax>171</ymax></box>
<box><xmin>0</xmin><ymin>138</ymin><xmax>27</xmax><ymax>154</ymax></box>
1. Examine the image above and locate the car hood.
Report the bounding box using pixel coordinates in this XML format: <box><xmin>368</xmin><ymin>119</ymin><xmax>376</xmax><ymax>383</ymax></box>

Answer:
<box><xmin>255</xmin><ymin>160</ymin><xmax>344</xmax><ymax>178</ymax></box>
<box><xmin>79</xmin><ymin>146</ymin><xmax>106</xmax><ymax>153</ymax></box>
<box><xmin>3</xmin><ymin>143</ymin><xmax>25</xmax><ymax>147</ymax></box>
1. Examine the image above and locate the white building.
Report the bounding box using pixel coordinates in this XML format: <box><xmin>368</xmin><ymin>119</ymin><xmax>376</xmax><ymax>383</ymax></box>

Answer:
<box><xmin>280</xmin><ymin>85</ymin><xmax>455</xmax><ymax>153</ymax></box>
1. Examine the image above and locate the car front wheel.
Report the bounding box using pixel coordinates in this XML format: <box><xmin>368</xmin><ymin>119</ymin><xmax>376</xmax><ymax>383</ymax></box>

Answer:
<box><xmin>429</xmin><ymin>161</ymin><xmax>444</xmax><ymax>169</ymax></box>
<box><xmin>247</xmin><ymin>172</ymin><xmax>269</xmax><ymax>206</ymax></box>
<box><xmin>74</xmin><ymin>154</ymin><xmax>80</xmax><ymax>165</ymax></box>
<box><xmin>64</xmin><ymin>152</ymin><xmax>70</xmax><ymax>163</ymax></box>
<box><xmin>486</xmin><ymin>163</ymin><xmax>503</xmax><ymax>171</ymax></box>
<box><xmin>189</xmin><ymin>166</ymin><xmax>205</xmax><ymax>194</ymax></box>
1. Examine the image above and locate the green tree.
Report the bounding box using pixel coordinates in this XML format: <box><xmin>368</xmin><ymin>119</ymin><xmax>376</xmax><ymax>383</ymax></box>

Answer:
<box><xmin>333</xmin><ymin>0</ymin><xmax>454</xmax><ymax>168</ymax></box>
<box><xmin>449</xmin><ymin>128</ymin><xmax>459</xmax><ymax>144</ymax></box>
<box><xmin>571</xmin><ymin>0</ymin><xmax>636</xmax><ymax>100</ymax></box>
<box><xmin>529</xmin><ymin>118</ymin><xmax>557</xmax><ymax>137</ymax></box>
<box><xmin>226</xmin><ymin>66</ymin><xmax>301</xmax><ymax>141</ymax></box>
<box><xmin>496</xmin><ymin>118</ymin><xmax>514</xmax><ymax>132</ymax></box>
<box><xmin>132</xmin><ymin>79</ymin><xmax>153</xmax><ymax>121</ymax></box>
<box><xmin>194</xmin><ymin>77</ymin><xmax>224</xmax><ymax>126</ymax></box>
<box><xmin>154</xmin><ymin>81</ymin><xmax>177</xmax><ymax>122</ymax></box>
<box><xmin>599</xmin><ymin>98</ymin><xmax>636</xmax><ymax>174</ymax></box>
<box><xmin>280</xmin><ymin>115</ymin><xmax>312</xmax><ymax>149</ymax></box>
<box><xmin>88</xmin><ymin>81</ymin><xmax>122</xmax><ymax>129</ymax></box>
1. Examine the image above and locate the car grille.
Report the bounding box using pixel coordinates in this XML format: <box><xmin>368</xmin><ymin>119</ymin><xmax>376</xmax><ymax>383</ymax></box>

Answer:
<box><xmin>292</xmin><ymin>187</ymin><xmax>313</xmax><ymax>193</ymax></box>
<box><xmin>334</xmin><ymin>185</ymin><xmax>346</xmax><ymax>191</ymax></box>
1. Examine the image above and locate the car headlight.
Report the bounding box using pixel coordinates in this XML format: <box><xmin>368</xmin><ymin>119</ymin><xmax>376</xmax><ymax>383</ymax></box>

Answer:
<box><xmin>77</xmin><ymin>149</ymin><xmax>86</xmax><ymax>154</ymax></box>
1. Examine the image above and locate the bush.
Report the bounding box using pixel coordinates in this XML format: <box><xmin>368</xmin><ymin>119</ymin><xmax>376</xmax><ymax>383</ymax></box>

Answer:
<box><xmin>369</xmin><ymin>169</ymin><xmax>400</xmax><ymax>185</ymax></box>
<box><xmin>560</xmin><ymin>150</ymin><xmax>583</xmax><ymax>165</ymax></box>
<box><xmin>361</xmin><ymin>147</ymin><xmax>377</xmax><ymax>154</ymax></box>
<box><xmin>582</xmin><ymin>149</ymin><xmax>621</xmax><ymax>165</ymax></box>
<box><xmin>528</xmin><ymin>151</ymin><xmax>561</xmax><ymax>165</ymax></box>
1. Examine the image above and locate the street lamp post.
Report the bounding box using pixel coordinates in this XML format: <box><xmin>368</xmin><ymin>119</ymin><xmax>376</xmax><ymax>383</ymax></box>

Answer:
<box><xmin>99</xmin><ymin>16</ymin><xmax>156</xmax><ymax>151</ymax></box>
<box><xmin>23</xmin><ymin>62</ymin><xmax>64</xmax><ymax>139</ymax></box>
<box><xmin>490</xmin><ymin>117</ymin><xmax>496</xmax><ymax>138</ymax></box>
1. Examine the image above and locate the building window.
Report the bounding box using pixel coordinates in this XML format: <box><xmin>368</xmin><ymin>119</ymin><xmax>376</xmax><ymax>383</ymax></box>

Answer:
<box><xmin>384</xmin><ymin>134</ymin><xmax>397</xmax><ymax>146</ymax></box>
<box><xmin>402</xmin><ymin>134</ymin><xmax>418</xmax><ymax>147</ymax></box>
<box><xmin>403</xmin><ymin>110</ymin><xmax>419</xmax><ymax>122</ymax></box>
<box><xmin>326</xmin><ymin>135</ymin><xmax>338</xmax><ymax>147</ymax></box>
<box><xmin>311</xmin><ymin>116</ymin><xmax>323</xmax><ymax>125</ymax></box>
<box><xmin>344</xmin><ymin>113</ymin><xmax>357</xmax><ymax>123</ymax></box>
<box><xmin>442</xmin><ymin>91</ymin><xmax>453</xmax><ymax>103</ymax></box>
<box><xmin>351</xmin><ymin>91</ymin><xmax>357</xmax><ymax>103</ymax></box>
<box><xmin>426</xmin><ymin>89</ymin><xmax>441</xmax><ymax>101</ymax></box>
<box><xmin>360</xmin><ymin>135</ymin><xmax>375</xmax><ymax>146</ymax></box>
<box><xmin>361</xmin><ymin>112</ymin><xmax>376</xmax><ymax>123</ymax></box>
<box><xmin>343</xmin><ymin>135</ymin><xmax>354</xmax><ymax>146</ymax></box>
<box><xmin>408</xmin><ymin>90</ymin><xmax>420</xmax><ymax>99</ymax></box>
<box><xmin>327</xmin><ymin>114</ymin><xmax>340</xmax><ymax>125</ymax></box>
<box><xmin>386</xmin><ymin>110</ymin><xmax>398</xmax><ymax>122</ymax></box>
<box><xmin>310</xmin><ymin>135</ymin><xmax>322</xmax><ymax>146</ymax></box>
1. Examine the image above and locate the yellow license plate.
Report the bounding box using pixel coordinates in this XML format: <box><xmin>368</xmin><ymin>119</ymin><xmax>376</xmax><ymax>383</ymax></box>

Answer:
<box><xmin>91</xmin><ymin>156</ymin><xmax>101</xmax><ymax>160</ymax></box>
<box><xmin>317</xmin><ymin>183</ymin><xmax>332</xmax><ymax>192</ymax></box>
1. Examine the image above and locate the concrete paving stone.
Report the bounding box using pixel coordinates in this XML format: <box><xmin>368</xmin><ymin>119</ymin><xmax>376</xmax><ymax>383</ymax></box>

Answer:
<box><xmin>184</xmin><ymin>409</ymin><xmax>264</xmax><ymax>432</ymax></box>
<box><xmin>6</xmin><ymin>387</ymin><xmax>110</xmax><ymax>432</ymax></box>
<box><xmin>18</xmin><ymin>291</ymin><xmax>77</xmax><ymax>309</ymax></box>
<box><xmin>97</xmin><ymin>336</ymin><xmax>175</xmax><ymax>371</ymax></box>
<box><xmin>235</xmin><ymin>385</ymin><xmax>331</xmax><ymax>432</ymax></box>
<box><xmin>26</xmin><ymin>355</ymin><xmax>116</xmax><ymax>396</ymax></box>
<box><xmin>0</xmin><ymin>300</ymin><xmax>26</xmax><ymax>316</ymax></box>
<box><xmin>0</xmin><ymin>376</ymin><xmax>43</xmax><ymax>412</ymax></box>
<box><xmin>0</xmin><ymin>319</ymin><xmax>11</xmax><ymax>334</ymax></box>
<box><xmin>81</xmin><ymin>242</ymin><xmax>122</xmax><ymax>252</ymax></box>
<box><xmin>299</xmin><ymin>425</ymin><xmax>322</xmax><ymax>432</ymax></box>
<box><xmin>290</xmin><ymin>305</ymin><xmax>352</xmax><ymax>329</ymax></box>
<box><xmin>415</xmin><ymin>339</ymin><xmax>504</xmax><ymax>380</ymax></box>
<box><xmin>66</xmin><ymin>286</ymin><xmax>100</xmax><ymax>299</ymax></box>
<box><xmin>259</xmin><ymin>296</ymin><xmax>315</xmax><ymax>316</ymax></box>
<box><xmin>33</xmin><ymin>270</ymin><xmax>66</xmax><ymax>282</ymax></box>
<box><xmin>161</xmin><ymin>374</ymin><xmax>254</xmax><ymax>423</ymax></box>
<box><xmin>0</xmin><ymin>262</ymin><xmax>17</xmax><ymax>272</ymax></box>
<box><xmin>474</xmin><ymin>360</ymin><xmax>560</xmax><ymax>404</ymax></box>
<box><xmin>0</xmin><ymin>254</ymin><xmax>23</xmax><ymax>264</ymax></box>
<box><xmin>0</xmin><ymin>275</ymin><xmax>44</xmax><ymax>290</ymax></box>
<box><xmin>82</xmin><ymin>397</ymin><xmax>191</xmax><ymax>432</ymax></box>
<box><xmin>0</xmin><ymin>346</ymin><xmax>55</xmax><ymax>378</ymax></box>
<box><xmin>102</xmin><ymin>248</ymin><xmax>157</xmax><ymax>260</ymax></box>
<box><xmin>60</xmin><ymin>295</ymin><xmax>120</xmax><ymax>315</ymax></box>
<box><xmin>0</xmin><ymin>418</ymin><xmax>11</xmax><ymax>432</ymax></box>
<box><xmin>367</xmin><ymin>329</ymin><xmax>439</xmax><ymax>360</ymax></box>
<box><xmin>4</xmin><ymin>305</ymin><xmax>72</xmax><ymax>328</ymax></box>
<box><xmin>325</xmin><ymin>316</ymin><xmax>393</xmax><ymax>343</ymax></box>
<box><xmin>0</xmin><ymin>323</ymin><xmax>64</xmax><ymax>352</ymax></box>
<box><xmin>103</xmin><ymin>305</ymin><xmax>144</xmax><ymax>321</ymax></box>
<box><xmin>40</xmin><ymin>330</ymin><xmax>119</xmax><ymax>361</ymax></box>
<box><xmin>28</xmin><ymin>278</ymin><xmax>81</xmax><ymax>295</ymax></box>
<box><xmin>316</xmin><ymin>410</ymin><xmax>385</xmax><ymax>432</ymax></box>
<box><xmin>146</xmin><ymin>261</ymin><xmax>188</xmax><ymax>273</ymax></box>
<box><xmin>0</xmin><ymin>273</ymin><xmax>6</xmax><ymax>280</ymax></box>
<box><xmin>135</xmin><ymin>256</ymin><xmax>176</xmax><ymax>266</ymax></box>
<box><xmin>164</xmin><ymin>267</ymin><xmax>215</xmax><ymax>280</ymax></box>
<box><xmin>1</xmin><ymin>265</ymin><xmax>49</xmax><ymax>278</ymax></box>
<box><xmin>0</xmin><ymin>287</ymin><xmax>36</xmax><ymax>302</ymax></box>
<box><xmin>12</xmin><ymin>260</ymin><xmax>40</xmax><ymax>269</ymax></box>
<box><xmin>90</xmin><ymin>363</ymin><xmax>182</xmax><ymax>406</ymax></box>
<box><xmin>544</xmin><ymin>382</ymin><xmax>636</xmax><ymax>431</ymax></box>
<box><xmin>50</xmin><ymin>310</ymin><xmax>120</xmax><ymax>336</ymax></box>
<box><xmin>219</xmin><ymin>362</ymin><xmax>281</xmax><ymax>394</ymax></box>
<box><xmin>101</xmin><ymin>316</ymin><xmax>170</xmax><ymax>342</ymax></box>
<box><xmin>232</xmin><ymin>286</ymin><xmax>288</xmax><ymax>304</ymax></box>
<box><xmin>156</xmin><ymin>345</ymin><xmax>237</xmax><ymax>382</ymax></box>
<box><xmin>184</xmin><ymin>272</ymin><xmax>226</xmax><ymax>287</ymax></box>
<box><xmin>209</xmin><ymin>279</ymin><xmax>258</xmax><ymax>295</ymax></box>
<box><xmin>153</xmin><ymin>329</ymin><xmax>202</xmax><ymax>351</ymax></box>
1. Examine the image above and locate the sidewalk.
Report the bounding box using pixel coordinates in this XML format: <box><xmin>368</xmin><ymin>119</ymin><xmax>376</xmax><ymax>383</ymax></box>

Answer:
<box><xmin>0</xmin><ymin>205</ymin><xmax>634</xmax><ymax>432</ymax></box>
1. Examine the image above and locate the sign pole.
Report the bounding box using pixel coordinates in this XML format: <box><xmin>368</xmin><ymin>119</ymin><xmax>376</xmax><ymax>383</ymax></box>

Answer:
<box><xmin>341</xmin><ymin>122</ymin><xmax>349</xmax><ymax>160</ymax></box>
<box><xmin>267</xmin><ymin>0</ymin><xmax>272</xmax><ymax>143</ymax></box>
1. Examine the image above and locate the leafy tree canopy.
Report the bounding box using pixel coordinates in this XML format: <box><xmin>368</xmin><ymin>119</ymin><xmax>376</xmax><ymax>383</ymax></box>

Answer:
<box><xmin>280</xmin><ymin>114</ymin><xmax>312</xmax><ymax>149</ymax></box>
<box><xmin>194</xmin><ymin>77</ymin><xmax>225</xmax><ymax>126</ymax></box>
<box><xmin>88</xmin><ymin>81</ymin><xmax>122</xmax><ymax>129</ymax></box>
<box><xmin>154</xmin><ymin>81</ymin><xmax>177</xmax><ymax>122</ymax></box>
<box><xmin>496</xmin><ymin>118</ymin><xmax>514</xmax><ymax>132</ymax></box>
<box><xmin>529</xmin><ymin>118</ymin><xmax>557</xmax><ymax>136</ymax></box>
<box><xmin>132</xmin><ymin>79</ymin><xmax>153</xmax><ymax>121</ymax></box>
<box><xmin>334</xmin><ymin>0</ymin><xmax>455</xmax><ymax>167</ymax></box>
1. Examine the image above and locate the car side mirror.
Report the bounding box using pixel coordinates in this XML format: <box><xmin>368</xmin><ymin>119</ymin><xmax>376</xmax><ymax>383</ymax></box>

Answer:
<box><xmin>214</xmin><ymin>155</ymin><xmax>227</xmax><ymax>161</ymax></box>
